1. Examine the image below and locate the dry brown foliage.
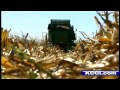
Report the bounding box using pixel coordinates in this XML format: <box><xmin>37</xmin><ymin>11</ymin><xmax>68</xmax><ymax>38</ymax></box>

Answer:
<box><xmin>1</xmin><ymin>11</ymin><xmax>119</xmax><ymax>79</ymax></box>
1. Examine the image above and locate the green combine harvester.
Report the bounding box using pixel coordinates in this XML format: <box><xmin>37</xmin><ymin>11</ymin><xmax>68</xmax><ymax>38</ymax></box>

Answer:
<box><xmin>48</xmin><ymin>19</ymin><xmax>76</xmax><ymax>51</ymax></box>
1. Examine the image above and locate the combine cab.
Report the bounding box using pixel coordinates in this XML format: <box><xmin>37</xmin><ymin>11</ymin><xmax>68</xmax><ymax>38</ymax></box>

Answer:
<box><xmin>48</xmin><ymin>19</ymin><xmax>76</xmax><ymax>51</ymax></box>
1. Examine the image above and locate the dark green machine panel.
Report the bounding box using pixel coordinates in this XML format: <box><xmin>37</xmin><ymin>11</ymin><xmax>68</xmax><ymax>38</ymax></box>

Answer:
<box><xmin>51</xmin><ymin>29</ymin><xmax>69</xmax><ymax>44</ymax></box>
<box><xmin>48</xmin><ymin>19</ymin><xmax>76</xmax><ymax>50</ymax></box>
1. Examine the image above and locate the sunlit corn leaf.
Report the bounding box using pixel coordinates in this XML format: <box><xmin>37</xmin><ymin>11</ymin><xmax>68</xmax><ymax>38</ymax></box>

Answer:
<box><xmin>1</xmin><ymin>56</ymin><xmax>15</xmax><ymax>68</ymax></box>
<box><xmin>98</xmin><ymin>36</ymin><xmax>110</xmax><ymax>42</ymax></box>
<box><xmin>98</xmin><ymin>76</ymin><xmax>119</xmax><ymax>79</ymax></box>
<box><xmin>1</xmin><ymin>29</ymin><xmax>11</xmax><ymax>50</ymax></box>
<box><xmin>2</xmin><ymin>75</ymin><xmax>27</xmax><ymax>79</ymax></box>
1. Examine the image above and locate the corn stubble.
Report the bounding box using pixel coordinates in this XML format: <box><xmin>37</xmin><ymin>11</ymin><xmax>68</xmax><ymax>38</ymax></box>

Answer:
<box><xmin>1</xmin><ymin>11</ymin><xmax>119</xmax><ymax>79</ymax></box>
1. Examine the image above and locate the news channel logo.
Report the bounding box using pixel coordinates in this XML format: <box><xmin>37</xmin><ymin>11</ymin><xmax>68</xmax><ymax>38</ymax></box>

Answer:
<box><xmin>81</xmin><ymin>70</ymin><xmax>120</xmax><ymax>76</ymax></box>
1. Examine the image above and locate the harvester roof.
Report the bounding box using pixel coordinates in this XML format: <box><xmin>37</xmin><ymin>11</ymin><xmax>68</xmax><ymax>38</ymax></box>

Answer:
<box><xmin>51</xmin><ymin>19</ymin><xmax>70</xmax><ymax>25</ymax></box>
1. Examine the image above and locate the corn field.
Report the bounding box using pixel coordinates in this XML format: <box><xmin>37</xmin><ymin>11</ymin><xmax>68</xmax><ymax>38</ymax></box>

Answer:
<box><xmin>1</xmin><ymin>11</ymin><xmax>119</xmax><ymax>79</ymax></box>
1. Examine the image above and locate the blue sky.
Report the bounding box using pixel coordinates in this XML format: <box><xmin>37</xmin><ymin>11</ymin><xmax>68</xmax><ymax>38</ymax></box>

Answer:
<box><xmin>1</xmin><ymin>11</ymin><xmax>112</xmax><ymax>40</ymax></box>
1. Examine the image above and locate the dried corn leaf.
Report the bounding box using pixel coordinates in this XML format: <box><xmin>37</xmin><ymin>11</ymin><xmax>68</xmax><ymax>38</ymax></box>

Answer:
<box><xmin>1</xmin><ymin>56</ymin><xmax>15</xmax><ymax>68</ymax></box>
<box><xmin>99</xmin><ymin>76</ymin><xmax>119</xmax><ymax>79</ymax></box>
<box><xmin>98</xmin><ymin>36</ymin><xmax>110</xmax><ymax>42</ymax></box>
